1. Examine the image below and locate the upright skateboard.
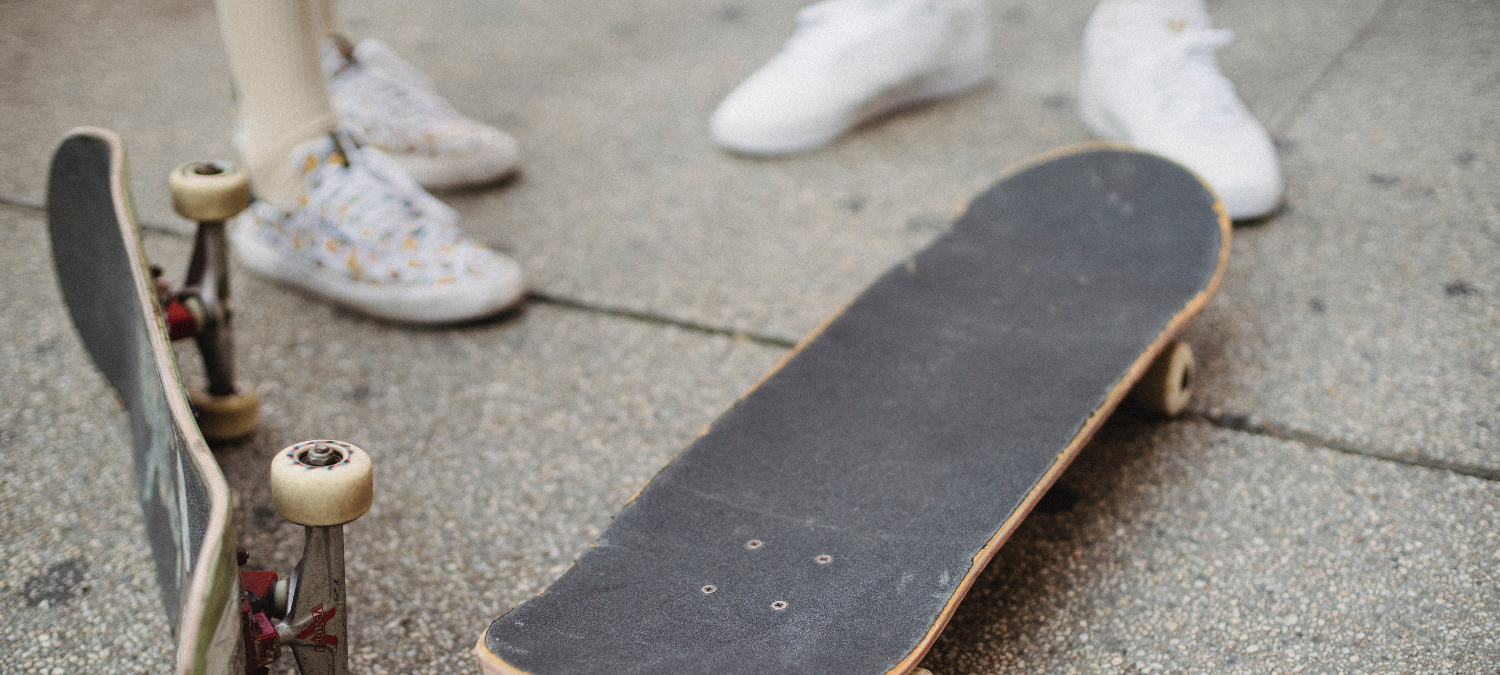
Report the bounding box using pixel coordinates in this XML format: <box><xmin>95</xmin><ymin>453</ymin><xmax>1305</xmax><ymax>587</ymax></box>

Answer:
<box><xmin>477</xmin><ymin>144</ymin><xmax>1229</xmax><ymax>675</ymax></box>
<box><xmin>47</xmin><ymin>128</ymin><xmax>376</xmax><ymax>675</ymax></box>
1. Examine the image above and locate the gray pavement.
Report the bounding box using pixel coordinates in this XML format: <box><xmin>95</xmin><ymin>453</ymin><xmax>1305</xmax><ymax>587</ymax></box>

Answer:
<box><xmin>2</xmin><ymin>0</ymin><xmax>1498</xmax><ymax>673</ymax></box>
<box><xmin>1187</xmin><ymin>0</ymin><xmax>1500</xmax><ymax>475</ymax></box>
<box><xmin>1</xmin><ymin>210</ymin><xmax>175</xmax><ymax>674</ymax></box>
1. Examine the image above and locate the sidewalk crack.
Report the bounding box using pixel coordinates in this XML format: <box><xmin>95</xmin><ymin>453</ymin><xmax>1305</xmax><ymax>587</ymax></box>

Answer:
<box><xmin>0</xmin><ymin>194</ymin><xmax>44</xmax><ymax>213</ymax></box>
<box><xmin>1190</xmin><ymin>409</ymin><xmax>1500</xmax><ymax>482</ymax></box>
<box><xmin>523</xmin><ymin>291</ymin><xmax>797</xmax><ymax>349</ymax></box>
<box><xmin>7</xmin><ymin>193</ymin><xmax>799</xmax><ymax>350</ymax></box>
<box><xmin>1271</xmin><ymin>0</ymin><xmax>1401</xmax><ymax>135</ymax></box>
<box><xmin>4</xmin><ymin>192</ymin><xmax>185</xmax><ymax>235</ymax></box>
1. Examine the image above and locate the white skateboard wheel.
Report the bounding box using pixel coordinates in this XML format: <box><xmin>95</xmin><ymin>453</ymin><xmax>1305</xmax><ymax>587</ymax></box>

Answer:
<box><xmin>169</xmin><ymin>160</ymin><xmax>250</xmax><ymax>222</ymax></box>
<box><xmin>1129</xmin><ymin>340</ymin><xmax>1195</xmax><ymax>417</ymax></box>
<box><xmin>189</xmin><ymin>384</ymin><xmax>259</xmax><ymax>442</ymax></box>
<box><xmin>270</xmin><ymin>440</ymin><xmax>374</xmax><ymax>527</ymax></box>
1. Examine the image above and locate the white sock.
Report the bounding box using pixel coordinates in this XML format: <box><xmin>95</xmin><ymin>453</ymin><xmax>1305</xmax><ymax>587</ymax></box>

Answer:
<box><xmin>214</xmin><ymin>0</ymin><xmax>338</xmax><ymax>205</ymax></box>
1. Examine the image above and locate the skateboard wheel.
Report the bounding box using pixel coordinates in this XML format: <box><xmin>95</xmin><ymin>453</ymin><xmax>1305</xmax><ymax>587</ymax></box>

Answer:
<box><xmin>270</xmin><ymin>440</ymin><xmax>374</xmax><ymax>527</ymax></box>
<box><xmin>1128</xmin><ymin>341</ymin><xmax>1195</xmax><ymax>417</ymax></box>
<box><xmin>271</xmin><ymin>578</ymin><xmax>290</xmax><ymax>619</ymax></box>
<box><xmin>189</xmin><ymin>384</ymin><xmax>259</xmax><ymax>442</ymax></box>
<box><xmin>169</xmin><ymin>160</ymin><xmax>250</xmax><ymax>222</ymax></box>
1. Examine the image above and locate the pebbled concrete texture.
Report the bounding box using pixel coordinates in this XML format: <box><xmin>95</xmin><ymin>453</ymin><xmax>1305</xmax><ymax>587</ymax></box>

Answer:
<box><xmin>1</xmin><ymin>202</ymin><xmax>786</xmax><ymax>674</ymax></box>
<box><xmin>1185</xmin><ymin>0</ymin><xmax>1500</xmax><ymax>475</ymax></box>
<box><xmin>339</xmin><ymin>0</ymin><xmax>1391</xmax><ymax>341</ymax></box>
<box><xmin>118</xmin><ymin>220</ymin><xmax>787</xmax><ymax>675</ymax></box>
<box><xmin>0</xmin><ymin>0</ymin><xmax>1391</xmax><ymax>337</ymax></box>
<box><xmin>1202</xmin><ymin>0</ymin><xmax>1388</xmax><ymax>131</ymax></box>
<box><xmin>0</xmin><ymin>0</ymin><xmax>236</xmax><ymax>234</ymax></box>
<box><xmin>335</xmin><ymin>0</ymin><xmax>1066</xmax><ymax>341</ymax></box>
<box><xmin>0</xmin><ymin>210</ymin><xmax>173</xmax><ymax>675</ymax></box>
<box><xmin>3</xmin><ymin>0</ymin><xmax>1500</xmax><ymax>673</ymax></box>
<box><xmin>925</xmin><ymin>418</ymin><xmax>1500</xmax><ymax>674</ymax></box>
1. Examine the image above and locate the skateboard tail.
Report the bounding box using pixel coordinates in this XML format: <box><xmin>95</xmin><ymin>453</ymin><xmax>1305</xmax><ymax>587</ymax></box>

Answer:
<box><xmin>46</xmin><ymin>128</ymin><xmax>243</xmax><ymax>675</ymax></box>
<box><xmin>475</xmin><ymin>634</ymin><xmax>533</xmax><ymax>675</ymax></box>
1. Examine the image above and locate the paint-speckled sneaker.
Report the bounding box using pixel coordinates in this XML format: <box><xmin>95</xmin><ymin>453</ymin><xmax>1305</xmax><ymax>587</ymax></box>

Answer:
<box><xmin>323</xmin><ymin>36</ymin><xmax>520</xmax><ymax>190</ymax></box>
<box><xmin>231</xmin><ymin>129</ymin><xmax>525</xmax><ymax>323</ymax></box>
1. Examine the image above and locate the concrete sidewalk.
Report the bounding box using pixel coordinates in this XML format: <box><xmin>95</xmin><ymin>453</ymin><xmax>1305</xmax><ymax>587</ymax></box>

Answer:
<box><xmin>2</xmin><ymin>0</ymin><xmax>1496</xmax><ymax>673</ymax></box>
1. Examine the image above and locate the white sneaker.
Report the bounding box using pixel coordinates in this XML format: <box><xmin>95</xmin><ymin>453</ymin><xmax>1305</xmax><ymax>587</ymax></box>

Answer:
<box><xmin>710</xmin><ymin>0</ymin><xmax>990</xmax><ymax>156</ymax></box>
<box><xmin>231</xmin><ymin>129</ymin><xmax>525</xmax><ymax>323</ymax></box>
<box><xmin>1079</xmin><ymin>0</ymin><xmax>1282</xmax><ymax>220</ymax></box>
<box><xmin>323</xmin><ymin>37</ymin><xmax>520</xmax><ymax>190</ymax></box>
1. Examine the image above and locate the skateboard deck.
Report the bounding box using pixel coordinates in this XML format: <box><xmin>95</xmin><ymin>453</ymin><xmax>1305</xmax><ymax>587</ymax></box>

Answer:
<box><xmin>47</xmin><ymin>128</ymin><xmax>243</xmax><ymax>674</ymax></box>
<box><xmin>478</xmin><ymin>144</ymin><xmax>1229</xmax><ymax>675</ymax></box>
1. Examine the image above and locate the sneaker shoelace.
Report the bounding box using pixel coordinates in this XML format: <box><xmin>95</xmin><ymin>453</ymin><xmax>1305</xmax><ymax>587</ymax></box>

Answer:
<box><xmin>1144</xmin><ymin>28</ymin><xmax>1243</xmax><ymax>128</ymax></box>
<box><xmin>311</xmin><ymin>131</ymin><xmax>459</xmax><ymax>245</ymax></box>
<box><xmin>253</xmin><ymin>130</ymin><xmax>499</xmax><ymax>284</ymax></box>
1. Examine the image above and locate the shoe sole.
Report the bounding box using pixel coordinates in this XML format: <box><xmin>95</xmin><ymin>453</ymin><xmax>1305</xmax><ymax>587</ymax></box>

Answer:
<box><xmin>232</xmin><ymin>220</ymin><xmax>526</xmax><ymax>324</ymax></box>
<box><xmin>715</xmin><ymin>54</ymin><xmax>992</xmax><ymax>156</ymax></box>
<box><xmin>389</xmin><ymin>146</ymin><xmax>521</xmax><ymax>191</ymax></box>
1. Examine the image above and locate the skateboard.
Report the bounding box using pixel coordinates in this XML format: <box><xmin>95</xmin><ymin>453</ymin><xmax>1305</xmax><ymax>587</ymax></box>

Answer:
<box><xmin>476</xmin><ymin>143</ymin><xmax>1229</xmax><ymax>675</ymax></box>
<box><xmin>47</xmin><ymin>127</ymin><xmax>375</xmax><ymax>675</ymax></box>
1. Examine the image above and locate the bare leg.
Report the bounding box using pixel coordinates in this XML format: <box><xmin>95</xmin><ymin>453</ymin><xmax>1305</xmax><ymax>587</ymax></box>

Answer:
<box><xmin>214</xmin><ymin>0</ymin><xmax>527</xmax><ymax>323</ymax></box>
<box><xmin>312</xmin><ymin>0</ymin><xmax>335</xmax><ymax>37</ymax></box>
<box><xmin>214</xmin><ymin>0</ymin><xmax>337</xmax><ymax>205</ymax></box>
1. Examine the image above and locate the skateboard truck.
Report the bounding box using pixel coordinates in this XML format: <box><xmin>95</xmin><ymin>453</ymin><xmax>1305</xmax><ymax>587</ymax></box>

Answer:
<box><xmin>48</xmin><ymin>130</ymin><xmax>378</xmax><ymax>675</ymax></box>
<box><xmin>166</xmin><ymin>160</ymin><xmax>259</xmax><ymax>442</ymax></box>
<box><xmin>240</xmin><ymin>440</ymin><xmax>374</xmax><ymax>675</ymax></box>
<box><xmin>166</xmin><ymin>162</ymin><xmax>373</xmax><ymax>674</ymax></box>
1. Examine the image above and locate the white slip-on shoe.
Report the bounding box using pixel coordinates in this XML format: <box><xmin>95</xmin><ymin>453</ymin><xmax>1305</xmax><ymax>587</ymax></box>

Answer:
<box><xmin>323</xmin><ymin>37</ymin><xmax>520</xmax><ymax>190</ymax></box>
<box><xmin>710</xmin><ymin>0</ymin><xmax>991</xmax><ymax>156</ymax></box>
<box><xmin>231</xmin><ymin>129</ymin><xmax>525</xmax><ymax>323</ymax></box>
<box><xmin>1079</xmin><ymin>0</ymin><xmax>1283</xmax><ymax>220</ymax></box>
